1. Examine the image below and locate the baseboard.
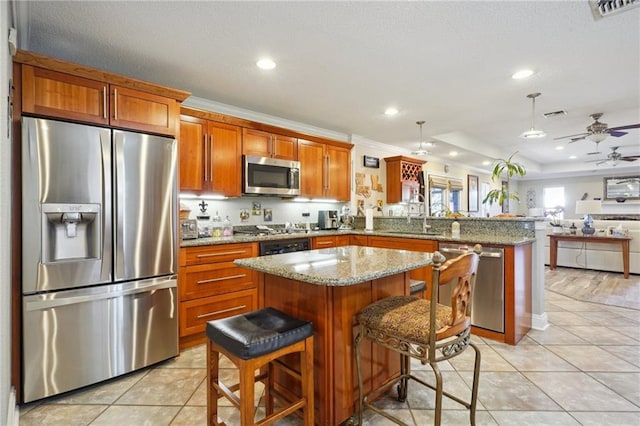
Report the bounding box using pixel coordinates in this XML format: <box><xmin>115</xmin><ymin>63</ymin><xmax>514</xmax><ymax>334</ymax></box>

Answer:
<box><xmin>7</xmin><ymin>386</ymin><xmax>18</xmax><ymax>426</ymax></box>
<box><xmin>531</xmin><ymin>312</ymin><xmax>549</xmax><ymax>331</ymax></box>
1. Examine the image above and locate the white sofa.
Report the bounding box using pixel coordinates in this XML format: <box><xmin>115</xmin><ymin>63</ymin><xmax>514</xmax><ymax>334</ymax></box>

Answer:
<box><xmin>543</xmin><ymin>219</ymin><xmax>640</xmax><ymax>275</ymax></box>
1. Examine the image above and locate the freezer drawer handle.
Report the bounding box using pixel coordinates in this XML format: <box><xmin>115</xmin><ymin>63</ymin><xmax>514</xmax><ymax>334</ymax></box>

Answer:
<box><xmin>25</xmin><ymin>279</ymin><xmax>177</xmax><ymax>311</ymax></box>
<box><xmin>196</xmin><ymin>274</ymin><xmax>246</xmax><ymax>285</ymax></box>
<box><xmin>196</xmin><ymin>305</ymin><xmax>247</xmax><ymax>319</ymax></box>
<box><xmin>196</xmin><ymin>250</ymin><xmax>247</xmax><ymax>258</ymax></box>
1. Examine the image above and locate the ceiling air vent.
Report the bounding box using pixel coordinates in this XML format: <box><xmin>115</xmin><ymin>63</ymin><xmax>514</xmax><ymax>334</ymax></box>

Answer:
<box><xmin>543</xmin><ymin>110</ymin><xmax>567</xmax><ymax>118</ymax></box>
<box><xmin>590</xmin><ymin>0</ymin><xmax>640</xmax><ymax>19</ymax></box>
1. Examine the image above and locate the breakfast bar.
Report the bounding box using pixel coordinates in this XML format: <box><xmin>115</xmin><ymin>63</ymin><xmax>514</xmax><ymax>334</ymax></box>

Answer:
<box><xmin>235</xmin><ymin>245</ymin><xmax>433</xmax><ymax>426</ymax></box>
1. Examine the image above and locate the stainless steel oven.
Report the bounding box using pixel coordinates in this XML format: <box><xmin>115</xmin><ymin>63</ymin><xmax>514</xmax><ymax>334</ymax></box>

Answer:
<box><xmin>243</xmin><ymin>156</ymin><xmax>300</xmax><ymax>196</ymax></box>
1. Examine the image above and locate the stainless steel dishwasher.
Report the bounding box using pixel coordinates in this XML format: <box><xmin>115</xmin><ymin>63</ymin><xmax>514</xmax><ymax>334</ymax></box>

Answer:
<box><xmin>438</xmin><ymin>243</ymin><xmax>505</xmax><ymax>333</ymax></box>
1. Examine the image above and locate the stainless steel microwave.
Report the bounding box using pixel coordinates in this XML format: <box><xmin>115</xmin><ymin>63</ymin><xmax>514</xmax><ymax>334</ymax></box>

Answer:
<box><xmin>243</xmin><ymin>156</ymin><xmax>301</xmax><ymax>196</ymax></box>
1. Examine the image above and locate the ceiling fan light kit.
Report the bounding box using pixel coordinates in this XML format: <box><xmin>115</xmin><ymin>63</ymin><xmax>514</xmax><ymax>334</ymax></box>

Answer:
<box><xmin>520</xmin><ymin>93</ymin><xmax>546</xmax><ymax>139</ymax></box>
<box><xmin>411</xmin><ymin>120</ymin><xmax>430</xmax><ymax>156</ymax></box>
<box><xmin>556</xmin><ymin>112</ymin><xmax>640</xmax><ymax>144</ymax></box>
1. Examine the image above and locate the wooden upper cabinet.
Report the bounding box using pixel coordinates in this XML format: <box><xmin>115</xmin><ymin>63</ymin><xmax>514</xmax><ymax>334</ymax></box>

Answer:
<box><xmin>242</xmin><ymin>128</ymin><xmax>298</xmax><ymax>160</ymax></box>
<box><xmin>22</xmin><ymin>65</ymin><xmax>109</xmax><ymax>125</ymax></box>
<box><xmin>384</xmin><ymin>156</ymin><xmax>427</xmax><ymax>204</ymax></box>
<box><xmin>179</xmin><ymin>117</ymin><xmax>206</xmax><ymax>192</ymax></box>
<box><xmin>110</xmin><ymin>85</ymin><xmax>178</xmax><ymax>136</ymax></box>
<box><xmin>298</xmin><ymin>140</ymin><xmax>325</xmax><ymax>198</ymax></box>
<box><xmin>299</xmin><ymin>139</ymin><xmax>352</xmax><ymax>201</ymax></box>
<box><xmin>326</xmin><ymin>144</ymin><xmax>351</xmax><ymax>201</ymax></box>
<box><xmin>19</xmin><ymin>59</ymin><xmax>185</xmax><ymax>136</ymax></box>
<box><xmin>179</xmin><ymin>115</ymin><xmax>242</xmax><ymax>197</ymax></box>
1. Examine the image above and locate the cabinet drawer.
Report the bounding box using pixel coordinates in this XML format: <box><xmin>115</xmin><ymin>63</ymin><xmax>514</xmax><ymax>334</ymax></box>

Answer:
<box><xmin>179</xmin><ymin>289</ymin><xmax>257</xmax><ymax>337</ymax></box>
<box><xmin>180</xmin><ymin>264</ymin><xmax>256</xmax><ymax>299</ymax></box>
<box><xmin>313</xmin><ymin>236</ymin><xmax>338</xmax><ymax>248</ymax></box>
<box><xmin>182</xmin><ymin>243</ymin><xmax>257</xmax><ymax>266</ymax></box>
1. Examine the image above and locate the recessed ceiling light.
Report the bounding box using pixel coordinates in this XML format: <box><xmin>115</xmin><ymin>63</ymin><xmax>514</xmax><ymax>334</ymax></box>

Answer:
<box><xmin>256</xmin><ymin>58</ymin><xmax>276</xmax><ymax>70</ymax></box>
<box><xmin>569</xmin><ymin>155</ymin><xmax>577</xmax><ymax>159</ymax></box>
<box><xmin>555</xmin><ymin>145</ymin><xmax>564</xmax><ymax>150</ymax></box>
<box><xmin>384</xmin><ymin>107</ymin><xmax>398</xmax><ymax>116</ymax></box>
<box><xmin>512</xmin><ymin>69</ymin><xmax>534</xmax><ymax>80</ymax></box>
<box><xmin>449</xmin><ymin>151</ymin><xmax>458</xmax><ymax>157</ymax></box>
<box><xmin>482</xmin><ymin>160</ymin><xmax>491</xmax><ymax>166</ymax></box>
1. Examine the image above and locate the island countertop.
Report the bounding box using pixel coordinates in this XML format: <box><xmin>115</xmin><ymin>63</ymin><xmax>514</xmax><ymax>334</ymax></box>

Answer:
<box><xmin>234</xmin><ymin>245</ymin><xmax>433</xmax><ymax>286</ymax></box>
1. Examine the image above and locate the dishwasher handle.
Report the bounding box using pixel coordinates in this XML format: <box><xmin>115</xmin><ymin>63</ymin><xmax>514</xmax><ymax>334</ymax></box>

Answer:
<box><xmin>439</xmin><ymin>247</ymin><xmax>503</xmax><ymax>258</ymax></box>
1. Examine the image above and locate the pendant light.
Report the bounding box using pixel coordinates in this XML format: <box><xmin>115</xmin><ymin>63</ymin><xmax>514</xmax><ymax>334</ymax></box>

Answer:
<box><xmin>412</xmin><ymin>120</ymin><xmax>429</xmax><ymax>156</ymax></box>
<box><xmin>520</xmin><ymin>92</ymin><xmax>546</xmax><ymax>139</ymax></box>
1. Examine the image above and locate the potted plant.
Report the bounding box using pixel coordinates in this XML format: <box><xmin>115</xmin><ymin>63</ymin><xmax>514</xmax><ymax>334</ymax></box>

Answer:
<box><xmin>482</xmin><ymin>152</ymin><xmax>526</xmax><ymax>208</ymax></box>
<box><xmin>546</xmin><ymin>207</ymin><xmax>564</xmax><ymax>233</ymax></box>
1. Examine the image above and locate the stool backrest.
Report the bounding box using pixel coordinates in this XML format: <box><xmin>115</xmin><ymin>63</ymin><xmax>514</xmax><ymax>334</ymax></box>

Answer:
<box><xmin>429</xmin><ymin>245</ymin><xmax>481</xmax><ymax>339</ymax></box>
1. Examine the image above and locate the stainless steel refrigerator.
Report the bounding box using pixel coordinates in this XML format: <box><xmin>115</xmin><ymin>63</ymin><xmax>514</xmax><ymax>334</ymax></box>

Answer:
<box><xmin>21</xmin><ymin>117</ymin><xmax>179</xmax><ymax>402</ymax></box>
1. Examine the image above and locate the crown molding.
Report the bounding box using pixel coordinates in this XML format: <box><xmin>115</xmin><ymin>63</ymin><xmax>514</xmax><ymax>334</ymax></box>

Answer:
<box><xmin>183</xmin><ymin>96</ymin><xmax>350</xmax><ymax>142</ymax></box>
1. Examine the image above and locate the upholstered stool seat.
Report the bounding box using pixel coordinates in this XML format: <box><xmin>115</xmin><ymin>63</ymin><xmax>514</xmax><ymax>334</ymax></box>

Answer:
<box><xmin>206</xmin><ymin>307</ymin><xmax>314</xmax><ymax>426</ymax></box>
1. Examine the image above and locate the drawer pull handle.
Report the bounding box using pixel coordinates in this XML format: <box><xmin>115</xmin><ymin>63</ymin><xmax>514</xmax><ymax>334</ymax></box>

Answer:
<box><xmin>197</xmin><ymin>305</ymin><xmax>247</xmax><ymax>319</ymax></box>
<box><xmin>196</xmin><ymin>274</ymin><xmax>247</xmax><ymax>284</ymax></box>
<box><xmin>317</xmin><ymin>241</ymin><xmax>333</xmax><ymax>245</ymax></box>
<box><xmin>196</xmin><ymin>250</ymin><xmax>247</xmax><ymax>258</ymax></box>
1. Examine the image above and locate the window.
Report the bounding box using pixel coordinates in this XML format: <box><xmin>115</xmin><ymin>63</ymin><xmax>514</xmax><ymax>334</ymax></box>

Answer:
<box><xmin>428</xmin><ymin>175</ymin><xmax>463</xmax><ymax>215</ymax></box>
<box><xmin>543</xmin><ymin>186</ymin><xmax>565</xmax><ymax>218</ymax></box>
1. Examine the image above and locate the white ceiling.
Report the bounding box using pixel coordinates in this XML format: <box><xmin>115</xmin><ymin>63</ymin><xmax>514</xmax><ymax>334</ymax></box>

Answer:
<box><xmin>14</xmin><ymin>0</ymin><xmax>640</xmax><ymax>179</ymax></box>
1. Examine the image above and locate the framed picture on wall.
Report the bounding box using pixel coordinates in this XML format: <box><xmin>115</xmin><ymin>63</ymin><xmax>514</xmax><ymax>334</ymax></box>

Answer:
<box><xmin>501</xmin><ymin>180</ymin><xmax>509</xmax><ymax>213</ymax></box>
<box><xmin>467</xmin><ymin>175</ymin><xmax>479</xmax><ymax>212</ymax></box>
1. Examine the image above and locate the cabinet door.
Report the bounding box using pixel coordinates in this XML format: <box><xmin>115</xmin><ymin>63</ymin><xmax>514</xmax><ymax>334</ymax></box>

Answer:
<box><xmin>110</xmin><ymin>85</ymin><xmax>178</xmax><ymax>135</ymax></box>
<box><xmin>208</xmin><ymin>121</ymin><xmax>242</xmax><ymax>197</ymax></box>
<box><xmin>272</xmin><ymin>134</ymin><xmax>298</xmax><ymax>160</ymax></box>
<box><xmin>298</xmin><ymin>139</ymin><xmax>325</xmax><ymax>198</ymax></box>
<box><xmin>179</xmin><ymin>116</ymin><xmax>206</xmax><ymax>192</ymax></box>
<box><xmin>242</xmin><ymin>128</ymin><xmax>297</xmax><ymax>160</ymax></box>
<box><xmin>21</xmin><ymin>65</ymin><xmax>108</xmax><ymax>125</ymax></box>
<box><xmin>242</xmin><ymin>128</ymin><xmax>272</xmax><ymax>157</ymax></box>
<box><xmin>326</xmin><ymin>144</ymin><xmax>351</xmax><ymax>201</ymax></box>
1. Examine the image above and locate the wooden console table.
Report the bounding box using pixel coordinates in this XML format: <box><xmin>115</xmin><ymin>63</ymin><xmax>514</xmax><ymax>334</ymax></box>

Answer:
<box><xmin>548</xmin><ymin>234</ymin><xmax>632</xmax><ymax>278</ymax></box>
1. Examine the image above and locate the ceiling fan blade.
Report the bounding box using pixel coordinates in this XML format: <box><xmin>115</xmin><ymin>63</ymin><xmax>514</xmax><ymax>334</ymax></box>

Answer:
<box><xmin>620</xmin><ymin>156</ymin><xmax>640</xmax><ymax>161</ymax></box>
<box><xmin>554</xmin><ymin>133</ymin><xmax>588</xmax><ymax>140</ymax></box>
<box><xmin>587</xmin><ymin>151</ymin><xmax>601</xmax><ymax>155</ymax></box>
<box><xmin>568</xmin><ymin>136</ymin><xmax>587</xmax><ymax>143</ymax></box>
<box><xmin>608</xmin><ymin>123</ymin><xmax>640</xmax><ymax>131</ymax></box>
<box><xmin>586</xmin><ymin>158</ymin><xmax>604</xmax><ymax>163</ymax></box>
<box><xmin>609</xmin><ymin>130</ymin><xmax>628</xmax><ymax>137</ymax></box>
<box><xmin>595</xmin><ymin>159</ymin><xmax>608</xmax><ymax>165</ymax></box>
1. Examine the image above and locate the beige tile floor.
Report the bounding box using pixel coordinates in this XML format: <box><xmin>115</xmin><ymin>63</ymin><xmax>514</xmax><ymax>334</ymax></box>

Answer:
<box><xmin>19</xmin><ymin>267</ymin><xmax>640</xmax><ymax>425</ymax></box>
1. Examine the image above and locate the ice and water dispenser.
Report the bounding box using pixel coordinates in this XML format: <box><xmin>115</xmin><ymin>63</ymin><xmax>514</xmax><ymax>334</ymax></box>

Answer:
<box><xmin>41</xmin><ymin>203</ymin><xmax>101</xmax><ymax>263</ymax></box>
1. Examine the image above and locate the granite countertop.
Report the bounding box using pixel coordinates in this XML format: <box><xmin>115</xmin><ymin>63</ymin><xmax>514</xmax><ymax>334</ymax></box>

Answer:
<box><xmin>181</xmin><ymin>229</ymin><xmax>535</xmax><ymax>248</ymax></box>
<box><xmin>234</xmin><ymin>245</ymin><xmax>433</xmax><ymax>286</ymax></box>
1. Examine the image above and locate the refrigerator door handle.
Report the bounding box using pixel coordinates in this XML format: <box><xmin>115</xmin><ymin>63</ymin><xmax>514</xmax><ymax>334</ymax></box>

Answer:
<box><xmin>25</xmin><ymin>277</ymin><xmax>177</xmax><ymax>311</ymax></box>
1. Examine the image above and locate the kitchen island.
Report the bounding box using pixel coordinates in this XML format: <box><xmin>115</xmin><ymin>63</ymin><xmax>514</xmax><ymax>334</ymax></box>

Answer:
<box><xmin>235</xmin><ymin>245</ymin><xmax>433</xmax><ymax>426</ymax></box>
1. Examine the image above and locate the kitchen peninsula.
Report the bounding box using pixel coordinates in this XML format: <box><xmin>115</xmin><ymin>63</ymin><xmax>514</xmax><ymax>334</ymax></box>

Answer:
<box><xmin>235</xmin><ymin>245</ymin><xmax>433</xmax><ymax>426</ymax></box>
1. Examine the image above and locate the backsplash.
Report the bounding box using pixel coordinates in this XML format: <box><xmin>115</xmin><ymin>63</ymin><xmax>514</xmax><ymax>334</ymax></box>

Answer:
<box><xmin>179</xmin><ymin>197</ymin><xmax>345</xmax><ymax>228</ymax></box>
<box><xmin>353</xmin><ymin>216</ymin><xmax>536</xmax><ymax>238</ymax></box>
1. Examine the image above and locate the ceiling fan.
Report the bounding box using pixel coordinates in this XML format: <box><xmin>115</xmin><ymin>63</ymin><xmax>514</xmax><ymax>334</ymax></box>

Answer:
<box><xmin>554</xmin><ymin>113</ymin><xmax>640</xmax><ymax>143</ymax></box>
<box><xmin>587</xmin><ymin>146</ymin><xmax>640</xmax><ymax>166</ymax></box>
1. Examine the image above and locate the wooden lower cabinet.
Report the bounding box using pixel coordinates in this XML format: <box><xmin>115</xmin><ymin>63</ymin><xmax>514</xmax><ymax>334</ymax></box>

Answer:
<box><xmin>367</xmin><ymin>236</ymin><xmax>436</xmax><ymax>298</ymax></box>
<box><xmin>261</xmin><ymin>271</ymin><xmax>408</xmax><ymax>425</ymax></box>
<box><xmin>312</xmin><ymin>234</ymin><xmax>350</xmax><ymax>249</ymax></box>
<box><xmin>178</xmin><ymin>243</ymin><xmax>258</xmax><ymax>349</ymax></box>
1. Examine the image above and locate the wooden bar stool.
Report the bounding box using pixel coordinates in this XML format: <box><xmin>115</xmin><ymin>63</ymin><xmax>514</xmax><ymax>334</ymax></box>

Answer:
<box><xmin>206</xmin><ymin>307</ymin><xmax>314</xmax><ymax>426</ymax></box>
